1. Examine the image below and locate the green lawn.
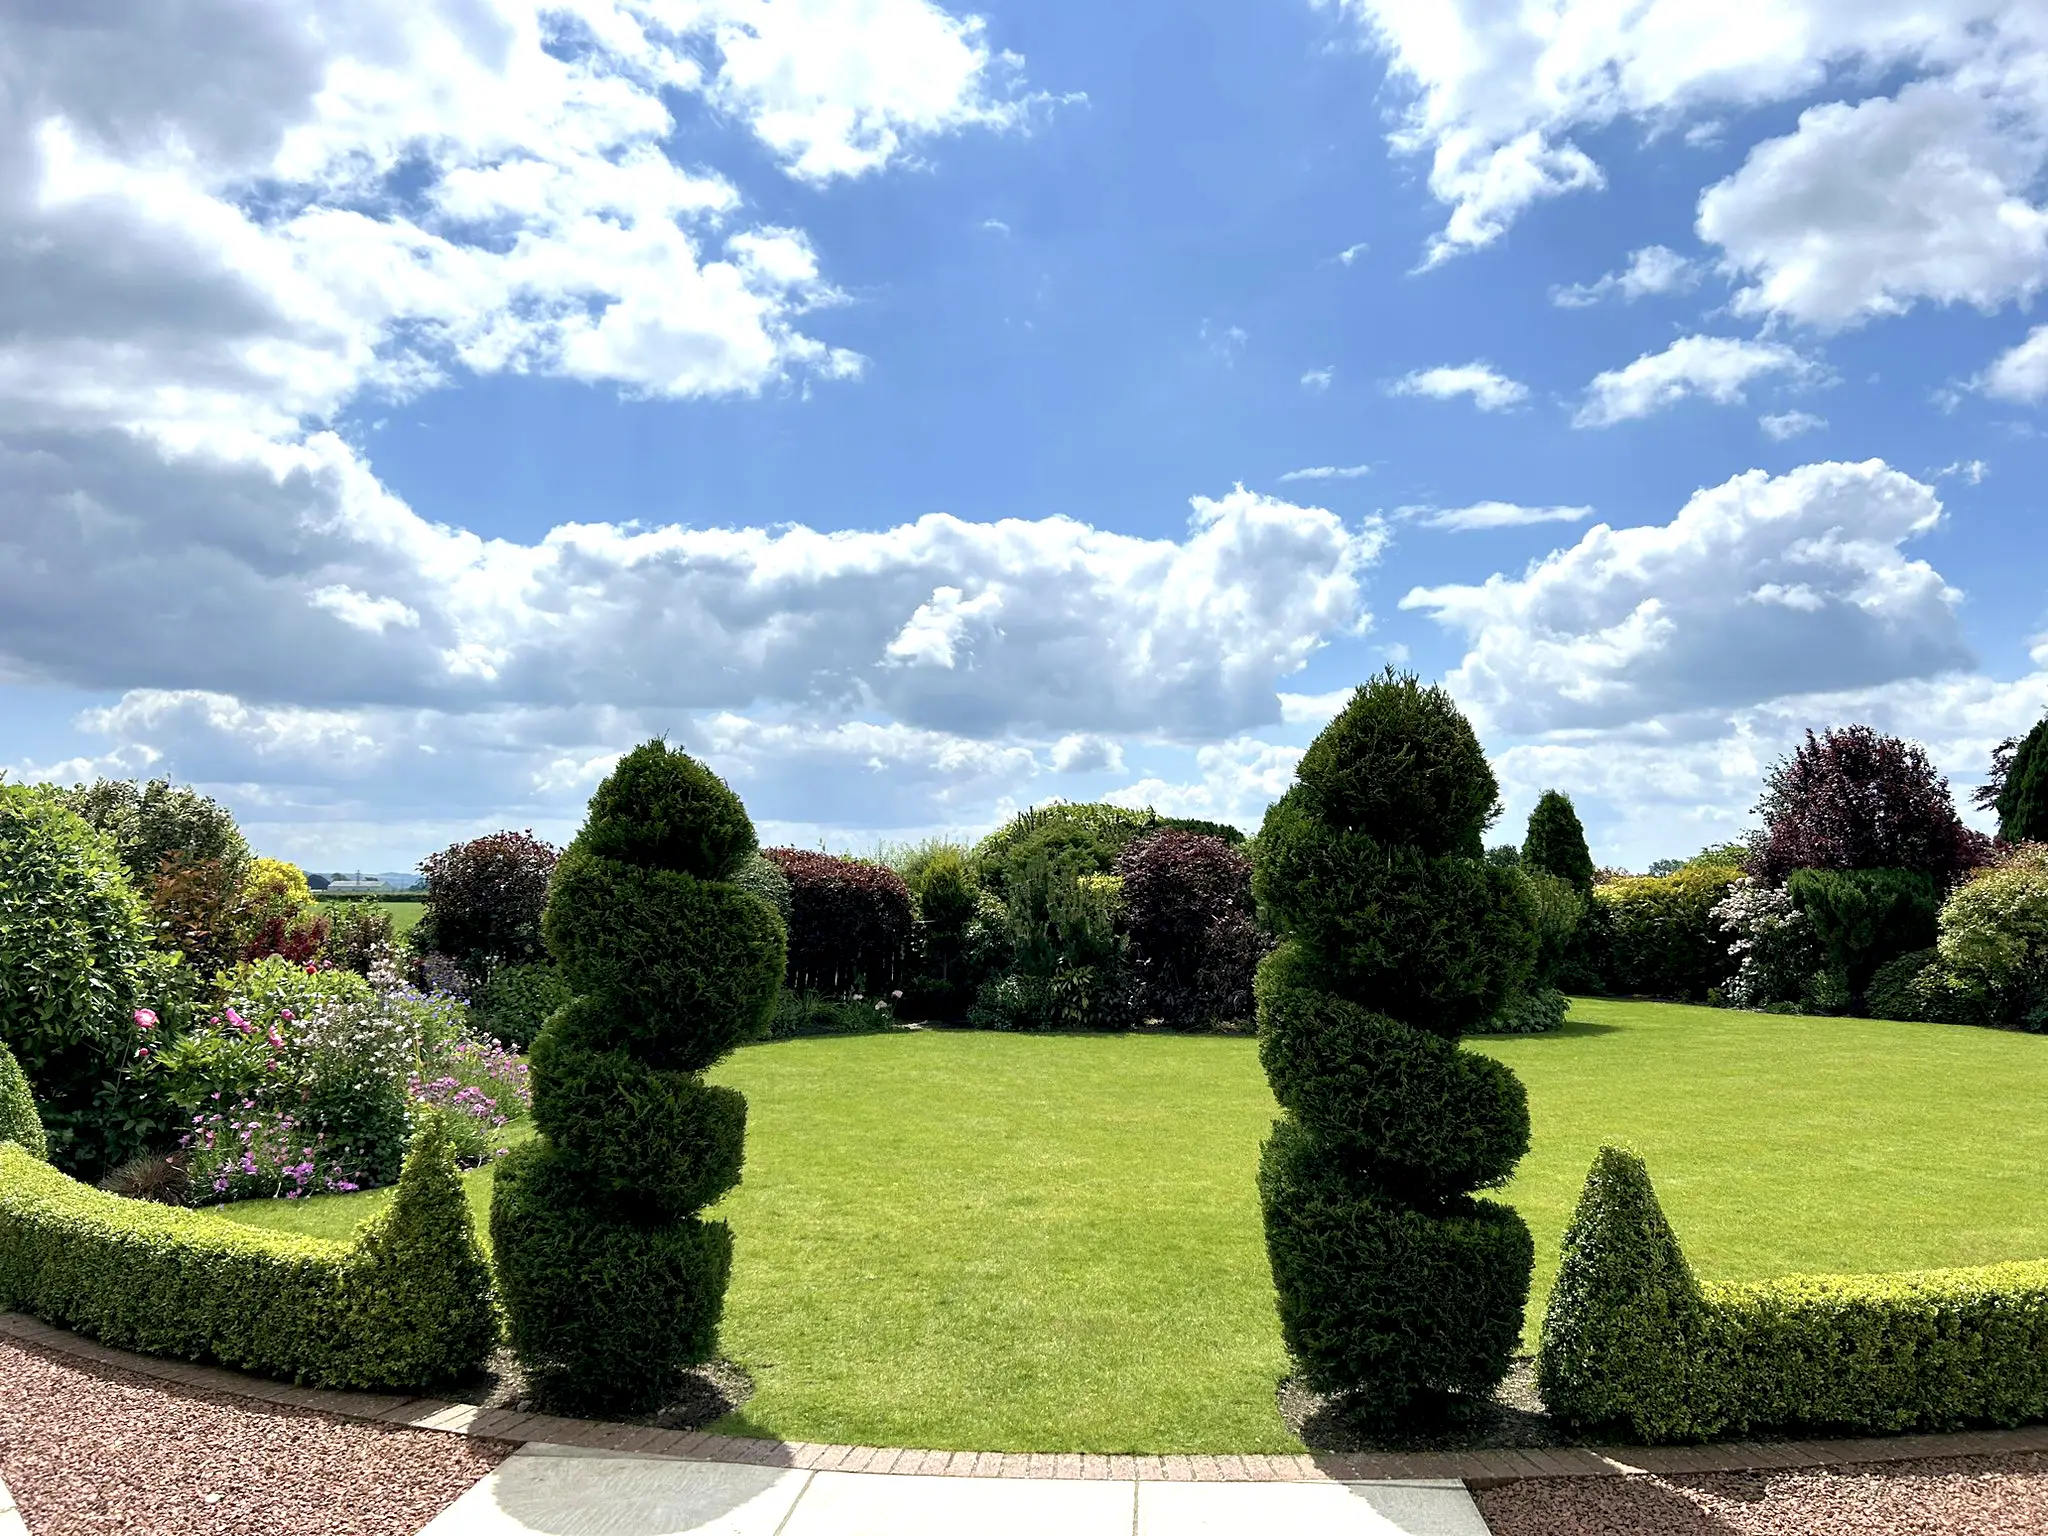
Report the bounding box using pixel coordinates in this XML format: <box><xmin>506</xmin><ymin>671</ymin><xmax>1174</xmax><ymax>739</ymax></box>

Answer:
<box><xmin>313</xmin><ymin>896</ymin><xmax>426</xmax><ymax>935</ymax></box>
<box><xmin>215</xmin><ymin>1001</ymin><xmax>2048</xmax><ymax>1452</ymax></box>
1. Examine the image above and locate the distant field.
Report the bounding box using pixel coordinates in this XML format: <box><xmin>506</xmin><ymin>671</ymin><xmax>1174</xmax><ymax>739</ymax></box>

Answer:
<box><xmin>313</xmin><ymin>896</ymin><xmax>426</xmax><ymax>935</ymax></box>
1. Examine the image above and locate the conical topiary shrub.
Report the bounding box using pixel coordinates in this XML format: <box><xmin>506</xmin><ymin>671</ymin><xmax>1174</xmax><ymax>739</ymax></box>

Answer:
<box><xmin>0</xmin><ymin>1040</ymin><xmax>47</xmax><ymax>1160</ymax></box>
<box><xmin>1536</xmin><ymin>1145</ymin><xmax>1705</xmax><ymax>1442</ymax></box>
<box><xmin>1253</xmin><ymin>671</ymin><xmax>1537</xmax><ymax>1412</ymax></box>
<box><xmin>491</xmin><ymin>742</ymin><xmax>786</xmax><ymax>1414</ymax></box>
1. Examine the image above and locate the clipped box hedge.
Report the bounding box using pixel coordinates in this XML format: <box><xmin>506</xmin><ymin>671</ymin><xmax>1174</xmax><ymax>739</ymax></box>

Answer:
<box><xmin>1539</xmin><ymin>1145</ymin><xmax>2048</xmax><ymax>1442</ymax></box>
<box><xmin>0</xmin><ymin>1118</ymin><xmax>497</xmax><ymax>1391</ymax></box>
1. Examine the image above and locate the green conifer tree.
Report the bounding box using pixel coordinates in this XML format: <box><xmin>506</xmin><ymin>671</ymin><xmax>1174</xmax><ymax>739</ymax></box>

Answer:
<box><xmin>491</xmin><ymin>742</ymin><xmax>786</xmax><ymax>1414</ymax></box>
<box><xmin>1997</xmin><ymin>717</ymin><xmax>2048</xmax><ymax>845</ymax></box>
<box><xmin>1522</xmin><ymin>789</ymin><xmax>1595</xmax><ymax>896</ymax></box>
<box><xmin>1253</xmin><ymin>672</ymin><xmax>1538</xmax><ymax>1413</ymax></box>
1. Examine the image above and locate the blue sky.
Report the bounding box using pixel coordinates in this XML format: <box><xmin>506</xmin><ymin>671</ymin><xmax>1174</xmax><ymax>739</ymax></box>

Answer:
<box><xmin>3</xmin><ymin>0</ymin><xmax>2046</xmax><ymax>871</ymax></box>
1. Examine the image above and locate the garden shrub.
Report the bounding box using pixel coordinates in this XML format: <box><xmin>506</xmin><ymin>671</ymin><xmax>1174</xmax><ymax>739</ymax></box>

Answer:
<box><xmin>1536</xmin><ymin>1146</ymin><xmax>1704</xmax><ymax>1443</ymax></box>
<box><xmin>731</xmin><ymin>852</ymin><xmax>793</xmax><ymax>927</ymax></box>
<box><xmin>0</xmin><ymin>784</ymin><xmax>189</xmax><ymax>1180</ymax></box>
<box><xmin>416</xmin><ymin>830</ymin><xmax>559</xmax><ymax>982</ymax></box>
<box><xmin>1754</xmin><ymin>726</ymin><xmax>1984</xmax><ymax>886</ymax></box>
<box><xmin>761</xmin><ymin>849</ymin><xmax>912</xmax><ymax>998</ymax></box>
<box><xmin>320</xmin><ymin>900</ymin><xmax>396</xmax><ymax>976</ymax></box>
<box><xmin>1540</xmin><ymin>1145</ymin><xmax>2048</xmax><ymax>1441</ymax></box>
<box><xmin>893</xmin><ymin>842</ymin><xmax>995</xmax><ymax>1023</ymax></box>
<box><xmin>472</xmin><ymin>961</ymin><xmax>573</xmax><ymax>1050</ymax></box>
<box><xmin>1252</xmin><ymin>671</ymin><xmax>1536</xmax><ymax>1413</ymax></box>
<box><xmin>972</xmin><ymin>803</ymin><xmax>1156</xmax><ymax>897</ymax></box>
<box><xmin>969</xmin><ymin>836</ymin><xmax>1131</xmax><ymax>1031</ymax></box>
<box><xmin>1593</xmin><ymin>863</ymin><xmax>1744</xmax><ymax>1001</ymax></box>
<box><xmin>1116</xmin><ymin>829</ymin><xmax>1265</xmax><ymax>1030</ymax></box>
<box><xmin>1522</xmin><ymin>791</ymin><xmax>1595</xmax><ymax>895</ymax></box>
<box><xmin>145</xmin><ymin>852</ymin><xmax>248</xmax><ymax>980</ymax></box>
<box><xmin>1864</xmin><ymin>948</ymin><xmax>1938</xmax><ymax>1023</ymax></box>
<box><xmin>0</xmin><ymin>1040</ymin><xmax>48</xmax><ymax>1159</ymax></box>
<box><xmin>494</xmin><ymin>740</ymin><xmax>786</xmax><ymax>1415</ymax></box>
<box><xmin>237</xmin><ymin>857</ymin><xmax>329</xmax><ymax>965</ymax></box>
<box><xmin>1713</xmin><ymin>877</ymin><xmax>1823</xmax><ymax>1011</ymax></box>
<box><xmin>1785</xmin><ymin>867</ymin><xmax>1939</xmax><ymax>1009</ymax></box>
<box><xmin>1481</xmin><ymin>986</ymin><xmax>1570</xmax><ymax>1035</ymax></box>
<box><xmin>1931</xmin><ymin>845</ymin><xmax>2048</xmax><ymax>1030</ymax></box>
<box><xmin>763</xmin><ymin>990</ymin><xmax>899</xmax><ymax>1039</ymax></box>
<box><xmin>0</xmin><ymin>1118</ymin><xmax>496</xmax><ymax>1390</ymax></box>
<box><xmin>57</xmin><ymin>778</ymin><xmax>248</xmax><ymax>893</ymax></box>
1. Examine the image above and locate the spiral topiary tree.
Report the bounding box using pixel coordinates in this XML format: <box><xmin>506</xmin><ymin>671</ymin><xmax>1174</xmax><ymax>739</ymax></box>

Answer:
<box><xmin>1253</xmin><ymin>671</ymin><xmax>1538</xmax><ymax>1413</ymax></box>
<box><xmin>491</xmin><ymin>741</ymin><xmax>786</xmax><ymax>1414</ymax></box>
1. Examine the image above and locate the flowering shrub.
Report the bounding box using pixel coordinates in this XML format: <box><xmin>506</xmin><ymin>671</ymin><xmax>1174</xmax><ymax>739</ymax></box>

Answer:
<box><xmin>181</xmin><ymin>1103</ymin><xmax>364</xmax><ymax>1201</ymax></box>
<box><xmin>167</xmin><ymin>954</ymin><xmax>519</xmax><ymax>1200</ymax></box>
<box><xmin>1712</xmin><ymin>877</ymin><xmax>1824</xmax><ymax>1010</ymax></box>
<box><xmin>409</xmin><ymin>1037</ymin><xmax>530</xmax><ymax>1165</ymax></box>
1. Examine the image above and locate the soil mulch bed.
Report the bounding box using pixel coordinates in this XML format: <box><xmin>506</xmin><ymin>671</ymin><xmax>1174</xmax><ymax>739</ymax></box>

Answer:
<box><xmin>0</xmin><ymin>1338</ymin><xmax>511</xmax><ymax>1536</ymax></box>
<box><xmin>1477</xmin><ymin>1452</ymin><xmax>2048</xmax><ymax>1535</ymax></box>
<box><xmin>1281</xmin><ymin>1356</ymin><xmax>1565</xmax><ymax>1452</ymax></box>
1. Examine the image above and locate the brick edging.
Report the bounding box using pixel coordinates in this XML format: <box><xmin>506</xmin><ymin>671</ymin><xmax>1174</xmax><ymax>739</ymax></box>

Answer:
<box><xmin>8</xmin><ymin>1311</ymin><xmax>2048</xmax><ymax>1485</ymax></box>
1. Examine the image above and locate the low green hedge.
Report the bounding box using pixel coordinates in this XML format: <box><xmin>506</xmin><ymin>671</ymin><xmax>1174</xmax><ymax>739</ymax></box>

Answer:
<box><xmin>1539</xmin><ymin>1145</ymin><xmax>2048</xmax><ymax>1442</ymax></box>
<box><xmin>0</xmin><ymin>1117</ymin><xmax>497</xmax><ymax>1390</ymax></box>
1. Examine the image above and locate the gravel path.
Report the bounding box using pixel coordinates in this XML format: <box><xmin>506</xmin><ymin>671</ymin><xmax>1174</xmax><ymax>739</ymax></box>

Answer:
<box><xmin>1477</xmin><ymin>1452</ymin><xmax>2048</xmax><ymax>1535</ymax></box>
<box><xmin>0</xmin><ymin>1340</ymin><xmax>510</xmax><ymax>1536</ymax></box>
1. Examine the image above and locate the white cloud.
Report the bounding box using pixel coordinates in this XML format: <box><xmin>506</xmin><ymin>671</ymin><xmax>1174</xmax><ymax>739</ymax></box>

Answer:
<box><xmin>1760</xmin><ymin>409</ymin><xmax>1827</xmax><ymax>439</ymax></box>
<box><xmin>1420</xmin><ymin>502</ymin><xmax>1596</xmax><ymax>532</ymax></box>
<box><xmin>1328</xmin><ymin>0</ymin><xmax>2048</xmax><ymax>273</ymax></box>
<box><xmin>1391</xmin><ymin>362</ymin><xmax>1529</xmax><ymax>411</ymax></box>
<box><xmin>1402</xmin><ymin>459</ymin><xmax>1967</xmax><ymax>735</ymax></box>
<box><xmin>1048</xmin><ymin>734</ymin><xmax>1124</xmax><ymax>774</ymax></box>
<box><xmin>1936</xmin><ymin>458</ymin><xmax>1989</xmax><ymax>484</ymax></box>
<box><xmin>1104</xmin><ymin>737</ymin><xmax>1305</xmax><ymax>832</ymax></box>
<box><xmin>1301</xmin><ymin>368</ymin><xmax>1334</xmax><ymax>390</ymax></box>
<box><xmin>1983</xmin><ymin>323</ymin><xmax>2048</xmax><ymax>400</ymax></box>
<box><xmin>1334</xmin><ymin>241</ymin><xmax>1370</xmax><ymax>265</ymax></box>
<box><xmin>1575</xmin><ymin>335</ymin><xmax>1815</xmax><ymax>427</ymax></box>
<box><xmin>1279</xmin><ymin>464</ymin><xmax>1372</xmax><ymax>482</ymax></box>
<box><xmin>1551</xmin><ymin>245</ymin><xmax>1699</xmax><ymax>307</ymax></box>
<box><xmin>1700</xmin><ymin>79</ymin><xmax>2048</xmax><ymax>328</ymax></box>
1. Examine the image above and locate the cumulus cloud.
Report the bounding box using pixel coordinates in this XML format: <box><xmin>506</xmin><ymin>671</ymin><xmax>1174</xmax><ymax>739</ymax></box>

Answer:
<box><xmin>1552</xmin><ymin>245</ymin><xmax>1700</xmax><ymax>308</ymax></box>
<box><xmin>1104</xmin><ymin>737</ymin><xmax>1305</xmax><ymax>831</ymax></box>
<box><xmin>1328</xmin><ymin>0</ymin><xmax>2048</xmax><ymax>280</ymax></box>
<box><xmin>1401</xmin><ymin>459</ymin><xmax>1969</xmax><ymax>735</ymax></box>
<box><xmin>1983</xmin><ymin>323</ymin><xmax>2048</xmax><ymax>400</ymax></box>
<box><xmin>1301</xmin><ymin>368</ymin><xmax>1335</xmax><ymax>390</ymax></box>
<box><xmin>1700</xmin><ymin>80</ymin><xmax>2048</xmax><ymax>328</ymax></box>
<box><xmin>1575</xmin><ymin>335</ymin><xmax>1815</xmax><ymax>427</ymax></box>
<box><xmin>1420</xmin><ymin>502</ymin><xmax>1596</xmax><ymax>532</ymax></box>
<box><xmin>1761</xmin><ymin>409</ymin><xmax>1827</xmax><ymax>440</ymax></box>
<box><xmin>1391</xmin><ymin>362</ymin><xmax>1529</xmax><ymax>411</ymax></box>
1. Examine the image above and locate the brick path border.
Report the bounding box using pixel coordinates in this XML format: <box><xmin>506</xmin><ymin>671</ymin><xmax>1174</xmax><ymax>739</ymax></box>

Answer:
<box><xmin>9</xmin><ymin>1310</ymin><xmax>2048</xmax><ymax>1486</ymax></box>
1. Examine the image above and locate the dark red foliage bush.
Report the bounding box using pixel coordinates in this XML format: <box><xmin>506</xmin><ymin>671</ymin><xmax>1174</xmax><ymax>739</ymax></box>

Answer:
<box><xmin>1755</xmin><ymin>726</ymin><xmax>1988</xmax><ymax>886</ymax></box>
<box><xmin>419</xmin><ymin>830</ymin><xmax>560</xmax><ymax>978</ymax></box>
<box><xmin>762</xmin><ymin>849</ymin><xmax>912</xmax><ymax>997</ymax></box>
<box><xmin>243</xmin><ymin>911</ymin><xmax>329</xmax><ymax>966</ymax></box>
<box><xmin>1115</xmin><ymin>829</ymin><xmax>1265</xmax><ymax>1028</ymax></box>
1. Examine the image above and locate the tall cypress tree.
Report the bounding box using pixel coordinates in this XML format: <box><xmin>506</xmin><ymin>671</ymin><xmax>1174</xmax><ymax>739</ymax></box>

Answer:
<box><xmin>1997</xmin><ymin>717</ymin><xmax>2048</xmax><ymax>845</ymax></box>
<box><xmin>492</xmin><ymin>742</ymin><xmax>786</xmax><ymax>1414</ymax></box>
<box><xmin>1254</xmin><ymin>672</ymin><xmax>1537</xmax><ymax>1413</ymax></box>
<box><xmin>1522</xmin><ymin>790</ymin><xmax>1594</xmax><ymax>896</ymax></box>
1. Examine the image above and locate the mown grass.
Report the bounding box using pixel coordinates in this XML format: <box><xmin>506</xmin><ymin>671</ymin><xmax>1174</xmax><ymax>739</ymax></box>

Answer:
<box><xmin>312</xmin><ymin>896</ymin><xmax>426</xmax><ymax>935</ymax></box>
<box><xmin>214</xmin><ymin>1002</ymin><xmax>2048</xmax><ymax>1452</ymax></box>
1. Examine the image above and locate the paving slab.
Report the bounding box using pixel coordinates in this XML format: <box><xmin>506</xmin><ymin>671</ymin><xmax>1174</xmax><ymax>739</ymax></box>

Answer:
<box><xmin>416</xmin><ymin>1445</ymin><xmax>810</xmax><ymax>1536</ymax></box>
<box><xmin>777</xmin><ymin>1469</ymin><xmax>1134</xmax><ymax>1536</ymax></box>
<box><xmin>1139</xmin><ymin>1478</ymin><xmax>1492</xmax><ymax>1536</ymax></box>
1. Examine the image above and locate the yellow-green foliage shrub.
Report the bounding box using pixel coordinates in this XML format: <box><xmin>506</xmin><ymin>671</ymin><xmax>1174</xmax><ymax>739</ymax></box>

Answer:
<box><xmin>1592</xmin><ymin>864</ymin><xmax>1743</xmax><ymax>1001</ymax></box>
<box><xmin>1540</xmin><ymin>1145</ymin><xmax>2048</xmax><ymax>1441</ymax></box>
<box><xmin>0</xmin><ymin>1118</ymin><xmax>496</xmax><ymax>1389</ymax></box>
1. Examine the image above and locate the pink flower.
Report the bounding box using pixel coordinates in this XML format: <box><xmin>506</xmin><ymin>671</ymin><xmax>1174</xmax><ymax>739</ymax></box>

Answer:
<box><xmin>135</xmin><ymin>1046</ymin><xmax>150</xmax><ymax>1058</ymax></box>
<box><xmin>133</xmin><ymin>1008</ymin><xmax>158</xmax><ymax>1029</ymax></box>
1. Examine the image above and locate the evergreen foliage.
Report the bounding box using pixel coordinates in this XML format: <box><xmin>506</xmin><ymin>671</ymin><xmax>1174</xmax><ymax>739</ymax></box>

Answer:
<box><xmin>1522</xmin><ymin>791</ymin><xmax>1595</xmax><ymax>895</ymax></box>
<box><xmin>0</xmin><ymin>785</ymin><xmax>186</xmax><ymax>1179</ymax></box>
<box><xmin>493</xmin><ymin>740</ymin><xmax>785</xmax><ymax>1414</ymax></box>
<box><xmin>1536</xmin><ymin>1145</ymin><xmax>1704</xmax><ymax>1441</ymax></box>
<box><xmin>1995</xmin><ymin>718</ymin><xmax>2048</xmax><ymax>845</ymax></box>
<box><xmin>0</xmin><ymin>1040</ymin><xmax>48</xmax><ymax>1159</ymax></box>
<box><xmin>1252</xmin><ymin>671</ymin><xmax>1536</xmax><ymax>1411</ymax></box>
<box><xmin>1785</xmin><ymin>867</ymin><xmax>1940</xmax><ymax>1007</ymax></box>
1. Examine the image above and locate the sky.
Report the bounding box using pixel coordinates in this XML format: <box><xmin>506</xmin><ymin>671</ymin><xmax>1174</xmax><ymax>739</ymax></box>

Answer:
<box><xmin>2</xmin><ymin>0</ymin><xmax>2047</xmax><ymax>873</ymax></box>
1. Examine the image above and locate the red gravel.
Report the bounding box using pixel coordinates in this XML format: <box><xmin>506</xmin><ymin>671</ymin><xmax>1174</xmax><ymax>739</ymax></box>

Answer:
<box><xmin>1477</xmin><ymin>1452</ymin><xmax>2048</xmax><ymax>1536</ymax></box>
<box><xmin>0</xmin><ymin>1339</ymin><xmax>510</xmax><ymax>1536</ymax></box>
